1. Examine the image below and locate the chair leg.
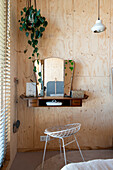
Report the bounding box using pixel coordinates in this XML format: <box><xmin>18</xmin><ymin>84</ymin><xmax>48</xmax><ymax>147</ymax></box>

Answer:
<box><xmin>74</xmin><ymin>135</ymin><xmax>85</xmax><ymax>162</ymax></box>
<box><xmin>59</xmin><ymin>138</ymin><xmax>62</xmax><ymax>154</ymax></box>
<box><xmin>62</xmin><ymin>138</ymin><xmax>67</xmax><ymax>165</ymax></box>
<box><xmin>42</xmin><ymin>135</ymin><xmax>48</xmax><ymax>169</ymax></box>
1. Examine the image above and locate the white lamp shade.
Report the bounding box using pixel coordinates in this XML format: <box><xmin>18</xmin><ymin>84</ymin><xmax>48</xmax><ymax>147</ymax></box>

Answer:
<box><xmin>91</xmin><ymin>19</ymin><xmax>105</xmax><ymax>33</ymax></box>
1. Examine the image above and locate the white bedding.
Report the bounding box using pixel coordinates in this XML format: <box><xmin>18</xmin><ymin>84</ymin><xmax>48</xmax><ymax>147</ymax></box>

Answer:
<box><xmin>61</xmin><ymin>159</ymin><xmax>113</xmax><ymax>170</ymax></box>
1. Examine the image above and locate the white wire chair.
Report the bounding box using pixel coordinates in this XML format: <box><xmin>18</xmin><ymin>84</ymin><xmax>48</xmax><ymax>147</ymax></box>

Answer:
<box><xmin>42</xmin><ymin>123</ymin><xmax>84</xmax><ymax>169</ymax></box>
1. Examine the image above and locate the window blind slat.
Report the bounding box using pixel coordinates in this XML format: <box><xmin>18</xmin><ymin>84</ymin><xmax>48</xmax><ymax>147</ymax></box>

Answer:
<box><xmin>0</xmin><ymin>112</ymin><xmax>10</xmax><ymax>120</ymax></box>
<box><xmin>0</xmin><ymin>0</ymin><xmax>10</xmax><ymax>167</ymax></box>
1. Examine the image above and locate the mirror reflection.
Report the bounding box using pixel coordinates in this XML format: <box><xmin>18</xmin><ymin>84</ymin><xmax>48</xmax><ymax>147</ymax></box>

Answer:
<box><xmin>34</xmin><ymin>58</ymin><xmax>74</xmax><ymax>97</ymax></box>
<box><xmin>34</xmin><ymin>60</ymin><xmax>44</xmax><ymax>96</ymax></box>
<box><xmin>44</xmin><ymin>58</ymin><xmax>64</xmax><ymax>96</ymax></box>
<box><xmin>64</xmin><ymin>60</ymin><xmax>74</xmax><ymax>96</ymax></box>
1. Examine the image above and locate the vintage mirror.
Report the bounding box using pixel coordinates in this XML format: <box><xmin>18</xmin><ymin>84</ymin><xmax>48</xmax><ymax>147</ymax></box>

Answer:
<box><xmin>64</xmin><ymin>60</ymin><xmax>74</xmax><ymax>96</ymax></box>
<box><xmin>34</xmin><ymin>58</ymin><xmax>74</xmax><ymax>97</ymax></box>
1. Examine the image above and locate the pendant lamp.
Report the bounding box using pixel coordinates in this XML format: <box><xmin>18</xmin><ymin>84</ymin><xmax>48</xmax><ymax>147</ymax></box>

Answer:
<box><xmin>91</xmin><ymin>0</ymin><xmax>105</xmax><ymax>33</ymax></box>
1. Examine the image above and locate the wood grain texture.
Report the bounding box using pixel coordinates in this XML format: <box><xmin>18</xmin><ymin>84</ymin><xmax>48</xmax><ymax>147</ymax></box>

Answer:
<box><xmin>7</xmin><ymin>0</ymin><xmax>18</xmax><ymax>169</ymax></box>
<box><xmin>17</xmin><ymin>0</ymin><xmax>113</xmax><ymax>150</ymax></box>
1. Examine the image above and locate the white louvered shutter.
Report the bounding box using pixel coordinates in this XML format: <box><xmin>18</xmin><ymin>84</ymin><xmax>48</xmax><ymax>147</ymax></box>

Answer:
<box><xmin>0</xmin><ymin>0</ymin><xmax>10</xmax><ymax>168</ymax></box>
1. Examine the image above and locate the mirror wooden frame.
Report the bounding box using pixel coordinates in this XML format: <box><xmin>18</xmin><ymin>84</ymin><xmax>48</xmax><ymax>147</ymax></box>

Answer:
<box><xmin>34</xmin><ymin>58</ymin><xmax>75</xmax><ymax>97</ymax></box>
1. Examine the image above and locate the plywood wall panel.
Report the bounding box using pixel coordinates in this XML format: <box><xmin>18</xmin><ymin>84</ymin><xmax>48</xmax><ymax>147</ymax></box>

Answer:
<box><xmin>39</xmin><ymin>38</ymin><xmax>73</xmax><ymax>59</ymax></box>
<box><xmin>17</xmin><ymin>0</ymin><xmax>36</xmax><ymax>149</ymax></box>
<box><xmin>49</xmin><ymin>16</ymin><xmax>73</xmax><ymax>40</ymax></box>
<box><xmin>49</xmin><ymin>0</ymin><xmax>65</xmax><ymax>17</ymax></box>
<box><xmin>110</xmin><ymin>0</ymin><xmax>113</xmax><ymax>68</ymax></box>
<box><xmin>17</xmin><ymin>0</ymin><xmax>113</xmax><ymax>150</ymax></box>
<box><xmin>34</xmin><ymin>106</ymin><xmax>113</xmax><ymax>150</ymax></box>
<box><xmin>8</xmin><ymin>0</ymin><xmax>18</xmax><ymax>168</ymax></box>
<box><xmin>34</xmin><ymin>107</ymin><xmax>75</xmax><ymax>149</ymax></box>
<box><xmin>73</xmin><ymin>54</ymin><xmax>109</xmax><ymax>77</ymax></box>
<box><xmin>17</xmin><ymin>57</ymin><xmax>35</xmax><ymax>148</ymax></box>
<box><xmin>73</xmin><ymin>0</ymin><xmax>110</xmax><ymax>77</ymax></box>
<box><xmin>17</xmin><ymin>99</ymin><xmax>34</xmax><ymax>148</ymax></box>
<box><xmin>41</xmin><ymin>0</ymin><xmax>48</xmax><ymax>16</ymax></box>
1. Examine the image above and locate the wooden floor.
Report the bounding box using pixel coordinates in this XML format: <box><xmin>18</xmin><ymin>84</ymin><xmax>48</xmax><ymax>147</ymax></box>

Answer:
<box><xmin>10</xmin><ymin>150</ymin><xmax>113</xmax><ymax>170</ymax></box>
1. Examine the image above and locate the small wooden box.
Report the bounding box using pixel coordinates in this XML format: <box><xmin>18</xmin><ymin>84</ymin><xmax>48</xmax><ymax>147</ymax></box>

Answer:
<box><xmin>71</xmin><ymin>99</ymin><xmax>82</xmax><ymax>106</ymax></box>
<box><xmin>27</xmin><ymin>99</ymin><xmax>39</xmax><ymax>107</ymax></box>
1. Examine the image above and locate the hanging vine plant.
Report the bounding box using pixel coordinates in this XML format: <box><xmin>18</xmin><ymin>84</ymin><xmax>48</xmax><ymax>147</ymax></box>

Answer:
<box><xmin>18</xmin><ymin>0</ymin><xmax>48</xmax><ymax>73</ymax></box>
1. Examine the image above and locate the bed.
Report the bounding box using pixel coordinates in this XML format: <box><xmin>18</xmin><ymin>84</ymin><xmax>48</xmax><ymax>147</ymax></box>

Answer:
<box><xmin>61</xmin><ymin>159</ymin><xmax>113</xmax><ymax>170</ymax></box>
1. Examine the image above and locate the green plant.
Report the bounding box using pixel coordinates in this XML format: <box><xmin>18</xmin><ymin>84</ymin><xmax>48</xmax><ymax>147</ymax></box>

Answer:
<box><xmin>18</xmin><ymin>5</ymin><xmax>48</xmax><ymax>74</ymax></box>
<box><xmin>64</xmin><ymin>60</ymin><xmax>74</xmax><ymax>76</ymax></box>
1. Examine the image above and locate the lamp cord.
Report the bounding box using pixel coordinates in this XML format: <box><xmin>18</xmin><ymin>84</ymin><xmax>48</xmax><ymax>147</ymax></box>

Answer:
<box><xmin>98</xmin><ymin>0</ymin><xmax>100</xmax><ymax>20</ymax></box>
<box><xmin>26</xmin><ymin>0</ymin><xmax>37</xmax><ymax>9</ymax></box>
<box><xmin>30</xmin><ymin>0</ymin><xmax>31</xmax><ymax>7</ymax></box>
<box><xmin>34</xmin><ymin>0</ymin><xmax>36</xmax><ymax>9</ymax></box>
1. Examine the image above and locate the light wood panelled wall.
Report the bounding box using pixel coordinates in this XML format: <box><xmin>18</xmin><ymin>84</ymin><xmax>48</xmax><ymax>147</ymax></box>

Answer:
<box><xmin>17</xmin><ymin>0</ymin><xmax>113</xmax><ymax>150</ymax></box>
<box><xmin>7</xmin><ymin>0</ymin><xmax>18</xmax><ymax>169</ymax></box>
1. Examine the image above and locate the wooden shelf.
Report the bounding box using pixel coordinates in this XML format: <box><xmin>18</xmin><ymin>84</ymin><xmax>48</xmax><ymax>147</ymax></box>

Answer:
<box><xmin>20</xmin><ymin>94</ymin><xmax>88</xmax><ymax>107</ymax></box>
